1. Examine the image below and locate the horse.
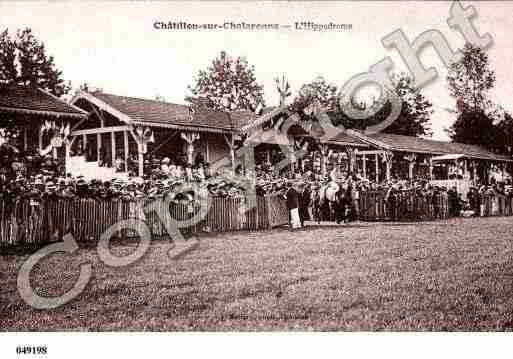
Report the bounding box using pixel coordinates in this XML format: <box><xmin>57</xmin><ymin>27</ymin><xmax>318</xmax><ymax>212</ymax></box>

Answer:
<box><xmin>313</xmin><ymin>181</ymin><xmax>352</xmax><ymax>223</ymax></box>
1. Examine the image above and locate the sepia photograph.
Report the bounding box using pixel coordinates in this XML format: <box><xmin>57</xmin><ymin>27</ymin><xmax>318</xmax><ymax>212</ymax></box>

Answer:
<box><xmin>1</xmin><ymin>0</ymin><xmax>513</xmax><ymax>357</ymax></box>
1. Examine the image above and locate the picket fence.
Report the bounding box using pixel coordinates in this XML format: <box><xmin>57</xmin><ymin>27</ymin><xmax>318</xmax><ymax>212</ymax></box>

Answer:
<box><xmin>0</xmin><ymin>194</ymin><xmax>289</xmax><ymax>248</ymax></box>
<box><xmin>2</xmin><ymin>190</ymin><xmax>513</xmax><ymax>249</ymax></box>
<box><xmin>358</xmin><ymin>190</ymin><xmax>450</xmax><ymax>221</ymax></box>
<box><xmin>477</xmin><ymin>193</ymin><xmax>513</xmax><ymax>217</ymax></box>
<box><xmin>358</xmin><ymin>190</ymin><xmax>513</xmax><ymax>221</ymax></box>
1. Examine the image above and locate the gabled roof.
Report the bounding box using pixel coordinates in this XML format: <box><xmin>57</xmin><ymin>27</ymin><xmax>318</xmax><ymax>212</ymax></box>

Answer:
<box><xmin>326</xmin><ymin>131</ymin><xmax>369</xmax><ymax>147</ymax></box>
<box><xmin>368</xmin><ymin>132</ymin><xmax>512</xmax><ymax>162</ymax></box>
<box><xmin>298</xmin><ymin>122</ymin><xmax>368</xmax><ymax>147</ymax></box>
<box><xmin>73</xmin><ymin>91</ymin><xmax>258</xmax><ymax>134</ymax></box>
<box><xmin>241</xmin><ymin>106</ymin><xmax>287</xmax><ymax>132</ymax></box>
<box><xmin>246</xmin><ymin>127</ymin><xmax>290</xmax><ymax>146</ymax></box>
<box><xmin>0</xmin><ymin>84</ymin><xmax>87</xmax><ymax>120</ymax></box>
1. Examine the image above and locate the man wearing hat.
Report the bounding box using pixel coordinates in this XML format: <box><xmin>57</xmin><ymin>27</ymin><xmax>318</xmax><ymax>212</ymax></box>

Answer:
<box><xmin>286</xmin><ymin>181</ymin><xmax>301</xmax><ymax>229</ymax></box>
<box><xmin>298</xmin><ymin>181</ymin><xmax>311</xmax><ymax>227</ymax></box>
<box><xmin>161</xmin><ymin>157</ymin><xmax>171</xmax><ymax>175</ymax></box>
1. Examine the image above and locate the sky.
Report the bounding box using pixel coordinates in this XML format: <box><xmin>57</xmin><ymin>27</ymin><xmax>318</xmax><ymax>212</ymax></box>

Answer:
<box><xmin>1</xmin><ymin>1</ymin><xmax>513</xmax><ymax>140</ymax></box>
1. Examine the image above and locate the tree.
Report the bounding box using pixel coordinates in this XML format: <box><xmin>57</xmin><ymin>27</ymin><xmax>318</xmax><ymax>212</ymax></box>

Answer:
<box><xmin>290</xmin><ymin>76</ymin><xmax>364</xmax><ymax>129</ymax></box>
<box><xmin>449</xmin><ymin>109</ymin><xmax>500</xmax><ymax>150</ymax></box>
<box><xmin>187</xmin><ymin>51</ymin><xmax>265</xmax><ymax>112</ymax></box>
<box><xmin>447</xmin><ymin>43</ymin><xmax>497</xmax><ymax>147</ymax></box>
<box><xmin>495</xmin><ymin>110</ymin><xmax>513</xmax><ymax>156</ymax></box>
<box><xmin>0</xmin><ymin>28</ymin><xmax>70</xmax><ymax>96</ymax></box>
<box><xmin>291</xmin><ymin>76</ymin><xmax>338</xmax><ymax>113</ymax></box>
<box><xmin>291</xmin><ymin>74</ymin><xmax>433</xmax><ymax>137</ymax></box>
<box><xmin>381</xmin><ymin>74</ymin><xmax>433</xmax><ymax>137</ymax></box>
<box><xmin>447</xmin><ymin>43</ymin><xmax>495</xmax><ymax>112</ymax></box>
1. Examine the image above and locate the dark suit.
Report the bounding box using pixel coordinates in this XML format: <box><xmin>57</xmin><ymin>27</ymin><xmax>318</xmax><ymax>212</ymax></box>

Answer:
<box><xmin>286</xmin><ymin>187</ymin><xmax>299</xmax><ymax>210</ymax></box>
<box><xmin>299</xmin><ymin>187</ymin><xmax>311</xmax><ymax>225</ymax></box>
<box><xmin>286</xmin><ymin>186</ymin><xmax>300</xmax><ymax>228</ymax></box>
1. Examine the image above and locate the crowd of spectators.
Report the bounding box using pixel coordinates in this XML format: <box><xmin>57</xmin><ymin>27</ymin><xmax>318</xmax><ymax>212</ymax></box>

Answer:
<box><xmin>1</xmin><ymin>146</ymin><xmax>512</xmax><ymax>221</ymax></box>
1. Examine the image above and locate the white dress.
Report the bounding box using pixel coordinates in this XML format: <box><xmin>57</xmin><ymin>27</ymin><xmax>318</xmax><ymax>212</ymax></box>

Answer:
<box><xmin>290</xmin><ymin>208</ymin><xmax>301</xmax><ymax>229</ymax></box>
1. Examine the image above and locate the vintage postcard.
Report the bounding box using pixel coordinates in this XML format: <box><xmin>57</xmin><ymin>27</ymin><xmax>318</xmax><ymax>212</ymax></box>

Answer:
<box><xmin>0</xmin><ymin>0</ymin><xmax>512</xmax><ymax>357</ymax></box>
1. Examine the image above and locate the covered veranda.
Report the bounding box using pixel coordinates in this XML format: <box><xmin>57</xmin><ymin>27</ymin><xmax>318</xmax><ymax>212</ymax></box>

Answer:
<box><xmin>0</xmin><ymin>84</ymin><xmax>88</xmax><ymax>178</ymax></box>
<box><xmin>243</xmin><ymin>108</ymin><xmax>513</xmax><ymax>186</ymax></box>
<box><xmin>69</xmin><ymin>91</ymin><xmax>257</xmax><ymax>180</ymax></box>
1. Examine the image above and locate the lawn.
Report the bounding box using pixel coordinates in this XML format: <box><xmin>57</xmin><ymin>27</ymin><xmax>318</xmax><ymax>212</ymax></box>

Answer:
<box><xmin>1</xmin><ymin>217</ymin><xmax>513</xmax><ymax>331</ymax></box>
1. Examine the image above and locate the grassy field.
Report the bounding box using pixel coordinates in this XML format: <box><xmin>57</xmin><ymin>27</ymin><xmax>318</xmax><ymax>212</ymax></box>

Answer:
<box><xmin>1</xmin><ymin>217</ymin><xmax>513</xmax><ymax>331</ymax></box>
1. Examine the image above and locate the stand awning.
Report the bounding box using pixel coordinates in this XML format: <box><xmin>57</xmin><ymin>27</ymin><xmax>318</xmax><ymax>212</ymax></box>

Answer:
<box><xmin>432</xmin><ymin>154</ymin><xmax>465</xmax><ymax>161</ymax></box>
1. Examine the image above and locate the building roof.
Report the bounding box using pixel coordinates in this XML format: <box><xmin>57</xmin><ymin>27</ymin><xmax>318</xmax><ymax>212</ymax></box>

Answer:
<box><xmin>327</xmin><ymin>131</ymin><xmax>369</xmax><ymax>146</ymax></box>
<box><xmin>432</xmin><ymin>154</ymin><xmax>465</xmax><ymax>161</ymax></box>
<box><xmin>83</xmin><ymin>91</ymin><xmax>257</xmax><ymax>134</ymax></box>
<box><xmin>240</xmin><ymin>106</ymin><xmax>287</xmax><ymax>132</ymax></box>
<box><xmin>246</xmin><ymin>127</ymin><xmax>290</xmax><ymax>146</ymax></box>
<box><xmin>300</xmin><ymin>122</ymin><xmax>368</xmax><ymax>147</ymax></box>
<box><xmin>0</xmin><ymin>84</ymin><xmax>87</xmax><ymax>120</ymax></box>
<box><xmin>368</xmin><ymin>132</ymin><xmax>513</xmax><ymax>162</ymax></box>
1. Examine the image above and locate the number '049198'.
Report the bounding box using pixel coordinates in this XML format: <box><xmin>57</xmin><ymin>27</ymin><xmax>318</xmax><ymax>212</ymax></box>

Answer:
<box><xmin>16</xmin><ymin>346</ymin><xmax>47</xmax><ymax>355</ymax></box>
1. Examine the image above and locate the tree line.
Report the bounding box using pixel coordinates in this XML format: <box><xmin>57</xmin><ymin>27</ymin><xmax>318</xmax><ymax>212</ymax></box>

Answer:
<box><xmin>0</xmin><ymin>27</ymin><xmax>512</xmax><ymax>155</ymax></box>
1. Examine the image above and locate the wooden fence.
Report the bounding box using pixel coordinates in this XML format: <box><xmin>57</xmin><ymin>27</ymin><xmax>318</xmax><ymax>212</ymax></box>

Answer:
<box><xmin>2</xmin><ymin>190</ymin><xmax>513</xmax><ymax>249</ymax></box>
<box><xmin>477</xmin><ymin>194</ymin><xmax>513</xmax><ymax>217</ymax></box>
<box><xmin>358</xmin><ymin>190</ymin><xmax>450</xmax><ymax>221</ymax></box>
<box><xmin>0</xmin><ymin>194</ymin><xmax>288</xmax><ymax>248</ymax></box>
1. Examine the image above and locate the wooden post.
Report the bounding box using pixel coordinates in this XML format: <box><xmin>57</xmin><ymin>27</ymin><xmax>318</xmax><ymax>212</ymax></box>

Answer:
<box><xmin>375</xmin><ymin>153</ymin><xmax>379</xmax><ymax>183</ymax></box>
<box><xmin>124</xmin><ymin>131</ymin><xmax>129</xmax><ymax>172</ymax></box>
<box><xmin>97</xmin><ymin>133</ymin><xmax>102</xmax><ymax>163</ymax></box>
<box><xmin>138</xmin><ymin>142</ymin><xmax>144</xmax><ymax>177</ymax></box>
<box><xmin>362</xmin><ymin>153</ymin><xmax>367</xmax><ymax>179</ymax></box>
<box><xmin>230</xmin><ymin>146</ymin><xmax>235</xmax><ymax>174</ymax></box>
<box><xmin>182</xmin><ymin>132</ymin><xmax>200</xmax><ymax>166</ymax></box>
<box><xmin>65</xmin><ymin>140</ymin><xmax>71</xmax><ymax>175</ymax></box>
<box><xmin>205</xmin><ymin>139</ymin><xmax>210</xmax><ymax>163</ymax></box>
<box><xmin>320</xmin><ymin>144</ymin><xmax>328</xmax><ymax>178</ymax></box>
<box><xmin>223</xmin><ymin>134</ymin><xmax>236</xmax><ymax>174</ymax></box>
<box><xmin>383</xmin><ymin>151</ymin><xmax>393</xmax><ymax>181</ymax></box>
<box><xmin>347</xmin><ymin>148</ymin><xmax>355</xmax><ymax>173</ymax></box>
<box><xmin>97</xmin><ymin>117</ymin><xmax>104</xmax><ymax>163</ymax></box>
<box><xmin>23</xmin><ymin>126</ymin><xmax>28</xmax><ymax>151</ymax></box>
<box><xmin>111</xmin><ymin>131</ymin><xmax>116</xmax><ymax>167</ymax></box>
<box><xmin>429</xmin><ymin>156</ymin><xmax>433</xmax><ymax>180</ymax></box>
<box><xmin>38</xmin><ymin>127</ymin><xmax>43</xmax><ymax>153</ymax></box>
<box><xmin>406</xmin><ymin>153</ymin><xmax>417</xmax><ymax>180</ymax></box>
